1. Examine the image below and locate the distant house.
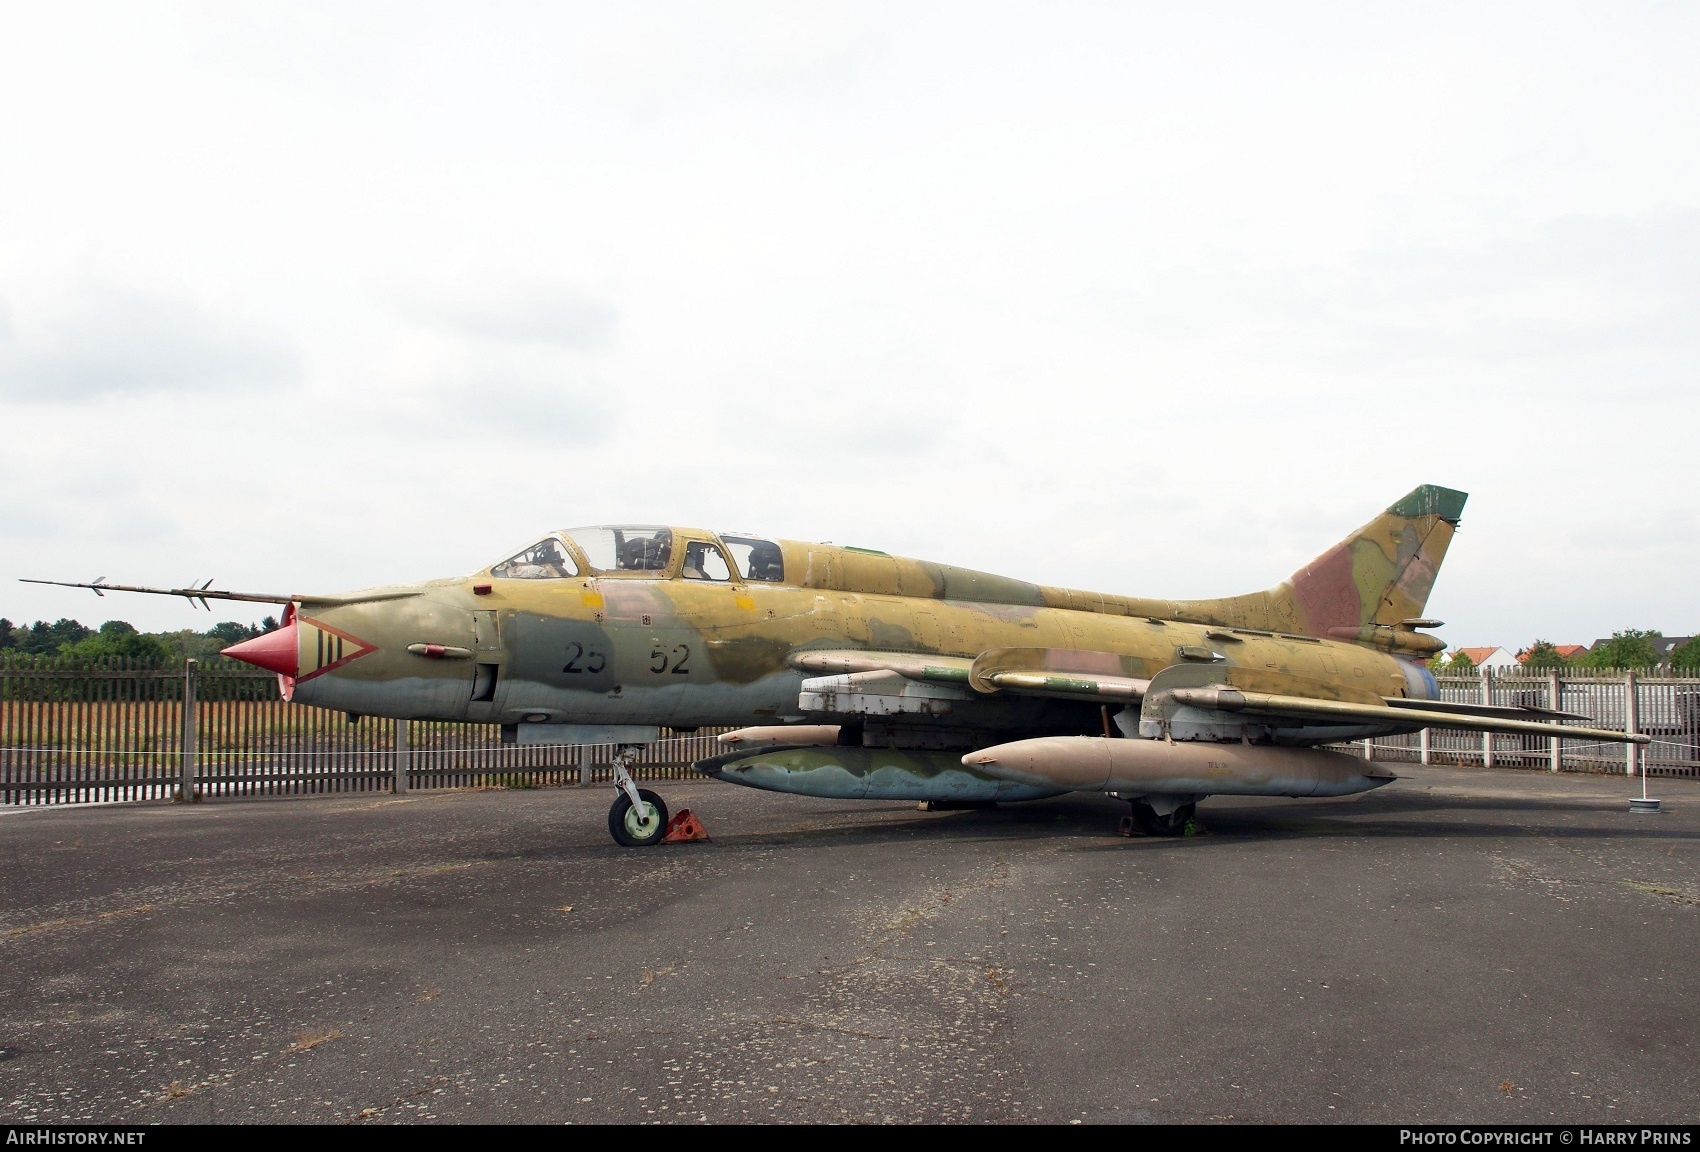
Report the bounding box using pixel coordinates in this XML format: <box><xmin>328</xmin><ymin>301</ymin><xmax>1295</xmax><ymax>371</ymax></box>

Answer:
<box><xmin>1450</xmin><ymin>646</ymin><xmax>1519</xmax><ymax>671</ymax></box>
<box><xmin>1584</xmin><ymin>636</ymin><xmax>1693</xmax><ymax>664</ymax></box>
<box><xmin>1516</xmin><ymin>644</ymin><xmax>1587</xmax><ymax>665</ymax></box>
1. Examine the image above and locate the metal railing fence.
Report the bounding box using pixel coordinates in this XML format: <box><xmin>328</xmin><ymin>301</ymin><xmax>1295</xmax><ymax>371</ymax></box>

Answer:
<box><xmin>8</xmin><ymin>657</ymin><xmax>1693</xmax><ymax>806</ymax></box>
<box><xmin>0</xmin><ymin>654</ymin><xmax>725</xmax><ymax>806</ymax></box>
<box><xmin>1347</xmin><ymin>670</ymin><xmax>1700</xmax><ymax>777</ymax></box>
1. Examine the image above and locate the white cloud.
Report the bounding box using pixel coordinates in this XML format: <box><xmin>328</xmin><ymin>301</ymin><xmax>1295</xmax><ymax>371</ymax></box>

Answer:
<box><xmin>0</xmin><ymin>287</ymin><xmax>298</xmax><ymax>403</ymax></box>
<box><xmin>0</xmin><ymin>1</ymin><xmax>1697</xmax><ymax>650</ymax></box>
<box><xmin>405</xmin><ymin>371</ymin><xmax>613</xmax><ymax>447</ymax></box>
<box><xmin>394</xmin><ymin>273</ymin><xmax>619</xmax><ymax>350</ymax></box>
<box><xmin>564</xmin><ymin>3</ymin><xmax>884</xmax><ymax>111</ymax></box>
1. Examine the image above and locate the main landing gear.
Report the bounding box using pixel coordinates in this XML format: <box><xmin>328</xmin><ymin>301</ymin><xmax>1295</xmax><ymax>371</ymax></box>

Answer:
<box><xmin>607</xmin><ymin>745</ymin><xmax>669</xmax><ymax>847</ymax></box>
<box><xmin>1123</xmin><ymin>798</ymin><xmax>1196</xmax><ymax>837</ymax></box>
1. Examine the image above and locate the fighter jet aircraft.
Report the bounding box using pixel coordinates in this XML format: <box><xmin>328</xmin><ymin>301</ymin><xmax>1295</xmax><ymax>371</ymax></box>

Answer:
<box><xmin>26</xmin><ymin>485</ymin><xmax>1647</xmax><ymax>845</ymax></box>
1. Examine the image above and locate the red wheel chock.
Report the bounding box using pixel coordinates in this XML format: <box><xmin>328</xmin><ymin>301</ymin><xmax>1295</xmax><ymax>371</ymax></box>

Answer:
<box><xmin>660</xmin><ymin>808</ymin><xmax>710</xmax><ymax>843</ymax></box>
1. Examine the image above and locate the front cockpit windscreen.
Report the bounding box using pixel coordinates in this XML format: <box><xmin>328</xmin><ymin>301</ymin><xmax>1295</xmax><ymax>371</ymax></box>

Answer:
<box><xmin>723</xmin><ymin>535</ymin><xmax>785</xmax><ymax>582</ymax></box>
<box><xmin>490</xmin><ymin>537</ymin><xmax>580</xmax><ymax>579</ymax></box>
<box><xmin>564</xmin><ymin>527</ymin><xmax>674</xmax><ymax>573</ymax></box>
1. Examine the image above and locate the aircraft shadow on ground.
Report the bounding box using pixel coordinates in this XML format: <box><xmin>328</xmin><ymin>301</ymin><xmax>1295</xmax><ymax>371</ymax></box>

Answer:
<box><xmin>690</xmin><ymin>790</ymin><xmax>1699</xmax><ymax>855</ymax></box>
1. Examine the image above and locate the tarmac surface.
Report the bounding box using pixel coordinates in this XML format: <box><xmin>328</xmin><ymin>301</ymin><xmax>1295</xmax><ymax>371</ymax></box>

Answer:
<box><xmin>0</xmin><ymin>763</ymin><xmax>1695</xmax><ymax>1125</ymax></box>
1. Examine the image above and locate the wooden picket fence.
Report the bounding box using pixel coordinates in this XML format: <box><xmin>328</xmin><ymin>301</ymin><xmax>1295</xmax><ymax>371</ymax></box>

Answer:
<box><xmin>0</xmin><ymin>654</ymin><xmax>727</xmax><ymax>806</ymax></box>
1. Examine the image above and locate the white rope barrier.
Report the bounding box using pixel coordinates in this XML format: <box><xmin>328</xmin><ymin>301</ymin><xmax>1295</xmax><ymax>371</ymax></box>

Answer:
<box><xmin>0</xmin><ymin>740</ymin><xmax>716</xmax><ymax>758</ymax></box>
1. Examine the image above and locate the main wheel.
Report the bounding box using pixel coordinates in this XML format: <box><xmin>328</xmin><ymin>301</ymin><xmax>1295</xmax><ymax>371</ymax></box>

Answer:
<box><xmin>1129</xmin><ymin>800</ymin><xmax>1194</xmax><ymax>837</ymax></box>
<box><xmin>608</xmin><ymin>789</ymin><xmax>669</xmax><ymax>847</ymax></box>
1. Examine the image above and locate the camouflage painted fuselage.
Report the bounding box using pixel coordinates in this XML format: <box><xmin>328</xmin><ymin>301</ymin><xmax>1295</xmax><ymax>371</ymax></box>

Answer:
<box><xmin>287</xmin><ymin>496</ymin><xmax>1455</xmax><ymax>744</ymax></box>
<box><xmin>249</xmin><ymin>488</ymin><xmax>1471</xmax><ymax>802</ymax></box>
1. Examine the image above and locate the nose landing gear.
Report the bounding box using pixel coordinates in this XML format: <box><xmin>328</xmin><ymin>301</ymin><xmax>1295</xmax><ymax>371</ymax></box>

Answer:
<box><xmin>607</xmin><ymin>744</ymin><xmax>669</xmax><ymax>847</ymax></box>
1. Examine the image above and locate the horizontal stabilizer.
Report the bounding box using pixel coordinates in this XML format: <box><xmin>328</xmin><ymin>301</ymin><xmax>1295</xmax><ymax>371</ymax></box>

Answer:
<box><xmin>1381</xmin><ymin>697</ymin><xmax>1596</xmax><ymax>724</ymax></box>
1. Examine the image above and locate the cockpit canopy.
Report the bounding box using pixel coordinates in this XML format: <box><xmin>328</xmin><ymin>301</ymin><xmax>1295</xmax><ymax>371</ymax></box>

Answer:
<box><xmin>566</xmin><ymin>526</ymin><xmax>673</xmax><ymax>572</ymax></box>
<box><xmin>489</xmin><ymin>537</ymin><xmax>579</xmax><ymax>579</ymax></box>
<box><xmin>487</xmin><ymin>527</ymin><xmax>785</xmax><ymax>582</ymax></box>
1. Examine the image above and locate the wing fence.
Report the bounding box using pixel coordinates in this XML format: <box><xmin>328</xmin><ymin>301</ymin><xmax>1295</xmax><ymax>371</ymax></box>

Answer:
<box><xmin>0</xmin><ymin>654</ymin><xmax>726</xmax><ymax>806</ymax></box>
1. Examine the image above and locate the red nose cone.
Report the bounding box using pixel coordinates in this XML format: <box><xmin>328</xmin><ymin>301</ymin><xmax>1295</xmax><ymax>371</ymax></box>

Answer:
<box><xmin>222</xmin><ymin>622</ymin><xmax>299</xmax><ymax>677</ymax></box>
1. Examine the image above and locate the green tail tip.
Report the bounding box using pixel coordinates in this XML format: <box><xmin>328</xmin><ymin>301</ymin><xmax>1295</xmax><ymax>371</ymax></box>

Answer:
<box><xmin>1387</xmin><ymin>484</ymin><xmax>1468</xmax><ymax>525</ymax></box>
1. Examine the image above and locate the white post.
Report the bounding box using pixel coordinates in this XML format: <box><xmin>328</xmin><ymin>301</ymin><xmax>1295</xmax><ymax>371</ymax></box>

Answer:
<box><xmin>1480</xmin><ymin>666</ymin><xmax>1495</xmax><ymax>768</ymax></box>
<box><xmin>1625</xmin><ymin>669</ymin><xmax>1639</xmax><ymax>777</ymax></box>
<box><xmin>178</xmin><ymin>659</ymin><xmax>199</xmax><ymax>802</ymax></box>
<box><xmin>1419</xmin><ymin>726</ymin><xmax>1431</xmax><ymax>765</ymax></box>
<box><xmin>1549</xmin><ymin>669</ymin><xmax>1562</xmax><ymax>773</ymax></box>
<box><xmin>393</xmin><ymin>718</ymin><xmax>409</xmax><ymax>794</ymax></box>
<box><xmin>1362</xmin><ymin>737</ymin><xmax>1373</xmax><ymax>761</ymax></box>
<box><xmin>575</xmin><ymin>744</ymin><xmax>588</xmax><ymax>786</ymax></box>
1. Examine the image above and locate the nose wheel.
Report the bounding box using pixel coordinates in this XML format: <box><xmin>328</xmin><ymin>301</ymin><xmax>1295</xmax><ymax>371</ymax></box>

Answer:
<box><xmin>609</xmin><ymin>788</ymin><xmax>669</xmax><ymax>847</ymax></box>
<box><xmin>606</xmin><ymin>744</ymin><xmax>669</xmax><ymax>847</ymax></box>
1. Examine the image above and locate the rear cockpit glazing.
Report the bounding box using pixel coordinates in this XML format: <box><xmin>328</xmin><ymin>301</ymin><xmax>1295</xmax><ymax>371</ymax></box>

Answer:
<box><xmin>563</xmin><ymin>527</ymin><xmax>674</xmax><ymax>574</ymax></box>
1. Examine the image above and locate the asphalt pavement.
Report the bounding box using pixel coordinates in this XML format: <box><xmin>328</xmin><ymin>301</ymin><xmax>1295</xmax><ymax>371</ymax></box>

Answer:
<box><xmin>0</xmin><ymin>762</ymin><xmax>1695</xmax><ymax>1124</ymax></box>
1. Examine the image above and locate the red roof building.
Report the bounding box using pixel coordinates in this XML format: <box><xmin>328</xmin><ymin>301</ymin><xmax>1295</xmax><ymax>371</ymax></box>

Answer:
<box><xmin>1516</xmin><ymin>645</ymin><xmax>1587</xmax><ymax>664</ymax></box>
<box><xmin>1448</xmin><ymin>646</ymin><xmax>1518</xmax><ymax>670</ymax></box>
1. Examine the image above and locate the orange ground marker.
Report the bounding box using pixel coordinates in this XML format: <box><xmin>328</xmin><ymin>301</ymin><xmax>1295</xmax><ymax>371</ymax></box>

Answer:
<box><xmin>660</xmin><ymin>808</ymin><xmax>710</xmax><ymax>843</ymax></box>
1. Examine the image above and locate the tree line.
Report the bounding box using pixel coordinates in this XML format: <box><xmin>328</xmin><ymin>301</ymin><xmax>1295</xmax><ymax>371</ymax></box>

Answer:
<box><xmin>1429</xmin><ymin>629</ymin><xmax>1700</xmax><ymax>673</ymax></box>
<box><xmin>0</xmin><ymin>616</ymin><xmax>280</xmax><ymax>664</ymax></box>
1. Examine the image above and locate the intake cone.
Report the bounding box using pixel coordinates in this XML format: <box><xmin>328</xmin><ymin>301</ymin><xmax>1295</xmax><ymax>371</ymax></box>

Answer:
<box><xmin>222</xmin><ymin>622</ymin><xmax>299</xmax><ymax>677</ymax></box>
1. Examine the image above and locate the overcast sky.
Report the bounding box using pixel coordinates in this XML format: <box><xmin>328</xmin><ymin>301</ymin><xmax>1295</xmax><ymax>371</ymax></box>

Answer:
<box><xmin>2</xmin><ymin>2</ymin><xmax>1696</xmax><ymax>650</ymax></box>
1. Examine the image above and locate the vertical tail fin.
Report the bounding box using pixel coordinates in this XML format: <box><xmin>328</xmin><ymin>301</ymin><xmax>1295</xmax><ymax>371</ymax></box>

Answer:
<box><xmin>1171</xmin><ymin>485</ymin><xmax>1467</xmax><ymax>645</ymax></box>
<box><xmin>1284</xmin><ymin>484</ymin><xmax>1467</xmax><ymax>637</ymax></box>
